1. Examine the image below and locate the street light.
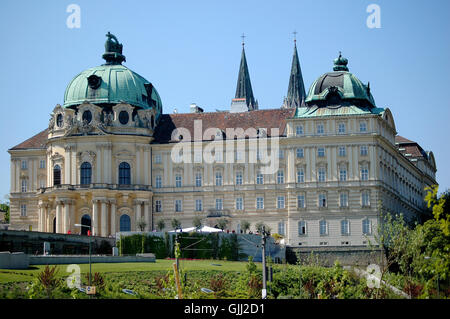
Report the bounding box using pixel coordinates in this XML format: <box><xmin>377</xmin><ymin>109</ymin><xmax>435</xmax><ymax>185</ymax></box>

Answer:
<box><xmin>74</xmin><ymin>223</ymin><xmax>92</xmax><ymax>289</ymax></box>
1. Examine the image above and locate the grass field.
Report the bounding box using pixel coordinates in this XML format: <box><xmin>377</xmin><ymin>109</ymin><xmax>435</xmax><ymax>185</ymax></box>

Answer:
<box><xmin>0</xmin><ymin>259</ymin><xmax>258</xmax><ymax>284</ymax></box>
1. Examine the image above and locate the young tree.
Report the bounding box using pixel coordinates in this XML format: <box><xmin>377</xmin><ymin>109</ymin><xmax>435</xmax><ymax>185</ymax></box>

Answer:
<box><xmin>240</xmin><ymin>220</ymin><xmax>250</xmax><ymax>234</ymax></box>
<box><xmin>192</xmin><ymin>216</ymin><xmax>202</xmax><ymax>229</ymax></box>
<box><xmin>137</xmin><ymin>218</ymin><xmax>147</xmax><ymax>231</ymax></box>
<box><xmin>217</xmin><ymin>218</ymin><xmax>229</xmax><ymax>231</ymax></box>
<box><xmin>157</xmin><ymin>219</ymin><xmax>165</xmax><ymax>232</ymax></box>
<box><xmin>171</xmin><ymin>218</ymin><xmax>181</xmax><ymax>230</ymax></box>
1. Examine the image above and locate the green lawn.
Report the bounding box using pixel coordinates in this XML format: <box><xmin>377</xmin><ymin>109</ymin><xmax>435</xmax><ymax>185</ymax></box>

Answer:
<box><xmin>0</xmin><ymin>259</ymin><xmax>257</xmax><ymax>284</ymax></box>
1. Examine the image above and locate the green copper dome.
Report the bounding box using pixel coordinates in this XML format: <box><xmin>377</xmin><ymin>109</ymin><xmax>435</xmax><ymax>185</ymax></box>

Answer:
<box><xmin>63</xmin><ymin>33</ymin><xmax>162</xmax><ymax>112</ymax></box>
<box><xmin>305</xmin><ymin>53</ymin><xmax>375</xmax><ymax>108</ymax></box>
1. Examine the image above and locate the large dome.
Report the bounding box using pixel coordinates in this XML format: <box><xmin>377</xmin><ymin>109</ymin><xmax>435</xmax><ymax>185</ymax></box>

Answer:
<box><xmin>63</xmin><ymin>32</ymin><xmax>162</xmax><ymax>112</ymax></box>
<box><xmin>305</xmin><ymin>53</ymin><xmax>375</xmax><ymax>107</ymax></box>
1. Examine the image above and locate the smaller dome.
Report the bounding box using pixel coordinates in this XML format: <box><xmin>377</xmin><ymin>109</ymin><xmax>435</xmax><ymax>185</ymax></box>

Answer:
<box><xmin>305</xmin><ymin>53</ymin><xmax>375</xmax><ymax>107</ymax></box>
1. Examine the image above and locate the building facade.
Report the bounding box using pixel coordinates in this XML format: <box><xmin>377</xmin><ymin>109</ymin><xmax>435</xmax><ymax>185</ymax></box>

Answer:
<box><xmin>8</xmin><ymin>34</ymin><xmax>437</xmax><ymax>246</ymax></box>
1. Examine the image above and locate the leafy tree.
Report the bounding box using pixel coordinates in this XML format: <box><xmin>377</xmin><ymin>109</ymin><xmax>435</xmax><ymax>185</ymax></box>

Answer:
<box><xmin>157</xmin><ymin>219</ymin><xmax>165</xmax><ymax>232</ymax></box>
<box><xmin>240</xmin><ymin>220</ymin><xmax>250</xmax><ymax>234</ymax></box>
<box><xmin>0</xmin><ymin>201</ymin><xmax>9</xmax><ymax>223</ymax></box>
<box><xmin>216</xmin><ymin>218</ymin><xmax>229</xmax><ymax>231</ymax></box>
<box><xmin>136</xmin><ymin>218</ymin><xmax>147</xmax><ymax>231</ymax></box>
<box><xmin>192</xmin><ymin>216</ymin><xmax>202</xmax><ymax>229</ymax></box>
<box><xmin>425</xmin><ymin>185</ymin><xmax>450</xmax><ymax>237</ymax></box>
<box><xmin>171</xmin><ymin>218</ymin><xmax>181</xmax><ymax>230</ymax></box>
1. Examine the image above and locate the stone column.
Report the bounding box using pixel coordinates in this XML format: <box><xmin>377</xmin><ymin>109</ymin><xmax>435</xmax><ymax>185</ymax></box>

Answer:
<box><xmin>63</xmin><ymin>200</ymin><xmax>70</xmax><ymax>234</ymax></box>
<box><xmin>64</xmin><ymin>146</ymin><xmax>72</xmax><ymax>185</ymax></box>
<box><xmin>110</xmin><ymin>200</ymin><xmax>116</xmax><ymax>235</ymax></box>
<box><xmin>143</xmin><ymin>201</ymin><xmax>150</xmax><ymax>231</ymax></box>
<box><xmin>134</xmin><ymin>200</ymin><xmax>142</xmax><ymax>230</ymax></box>
<box><xmin>136</xmin><ymin>145</ymin><xmax>141</xmax><ymax>185</ymax></box>
<box><xmin>96</xmin><ymin>145</ymin><xmax>102</xmax><ymax>183</ymax></box>
<box><xmin>100</xmin><ymin>200</ymin><xmax>107</xmax><ymax>237</ymax></box>
<box><xmin>143</xmin><ymin>145</ymin><xmax>150</xmax><ymax>185</ymax></box>
<box><xmin>38</xmin><ymin>201</ymin><xmax>44</xmax><ymax>232</ymax></box>
<box><xmin>56</xmin><ymin>201</ymin><xmax>62</xmax><ymax>233</ymax></box>
<box><xmin>92</xmin><ymin>199</ymin><xmax>99</xmax><ymax>236</ymax></box>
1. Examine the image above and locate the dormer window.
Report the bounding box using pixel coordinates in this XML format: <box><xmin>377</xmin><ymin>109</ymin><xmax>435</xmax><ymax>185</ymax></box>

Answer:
<box><xmin>119</xmin><ymin>110</ymin><xmax>129</xmax><ymax>125</ymax></box>
<box><xmin>82</xmin><ymin>110</ymin><xmax>92</xmax><ymax>124</ymax></box>
<box><xmin>56</xmin><ymin>114</ymin><xmax>64</xmax><ymax>128</ymax></box>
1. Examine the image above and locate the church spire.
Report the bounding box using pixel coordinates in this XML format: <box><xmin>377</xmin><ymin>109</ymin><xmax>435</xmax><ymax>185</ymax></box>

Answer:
<box><xmin>231</xmin><ymin>35</ymin><xmax>257</xmax><ymax>112</ymax></box>
<box><xmin>283</xmin><ymin>36</ymin><xmax>306</xmax><ymax>108</ymax></box>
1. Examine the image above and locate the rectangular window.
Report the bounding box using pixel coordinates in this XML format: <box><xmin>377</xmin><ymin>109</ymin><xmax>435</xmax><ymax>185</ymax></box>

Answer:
<box><xmin>359</xmin><ymin>121</ymin><xmax>367</xmax><ymax>132</ymax></box>
<box><xmin>175</xmin><ymin>174</ymin><xmax>182</xmax><ymax>187</ymax></box>
<box><xmin>317</xmin><ymin>123</ymin><xmax>324</xmax><ymax>135</ymax></box>
<box><xmin>215</xmin><ymin>198</ymin><xmax>223</xmax><ymax>210</ymax></box>
<box><xmin>296</xmin><ymin>125</ymin><xmax>304</xmax><ymax>136</ymax></box>
<box><xmin>317</xmin><ymin>147</ymin><xmax>325</xmax><ymax>157</ymax></box>
<box><xmin>338</xmin><ymin>122</ymin><xmax>346</xmax><ymax>134</ymax></box>
<box><xmin>338</xmin><ymin>146</ymin><xmax>346</xmax><ymax>157</ymax></box>
<box><xmin>236</xmin><ymin>197</ymin><xmax>243</xmax><ymax>210</ymax></box>
<box><xmin>361</xmin><ymin>166</ymin><xmax>369</xmax><ymax>181</ymax></box>
<box><xmin>277</xmin><ymin>170</ymin><xmax>284</xmax><ymax>184</ymax></box>
<box><xmin>318</xmin><ymin>167</ymin><xmax>326</xmax><ymax>182</ymax></box>
<box><xmin>340</xmin><ymin>193</ymin><xmax>348</xmax><ymax>207</ymax></box>
<box><xmin>195</xmin><ymin>199</ymin><xmax>203</xmax><ymax>212</ymax></box>
<box><xmin>319</xmin><ymin>193</ymin><xmax>327</xmax><ymax>207</ymax></box>
<box><xmin>154</xmin><ymin>154</ymin><xmax>162</xmax><ymax>164</ymax></box>
<box><xmin>39</xmin><ymin>159</ymin><xmax>46</xmax><ymax>169</ymax></box>
<box><xmin>278</xmin><ymin>222</ymin><xmax>285</xmax><ymax>236</ymax></box>
<box><xmin>362</xmin><ymin>219</ymin><xmax>371</xmax><ymax>235</ymax></box>
<box><xmin>256</xmin><ymin>172</ymin><xmax>264</xmax><ymax>185</ymax></box>
<box><xmin>362</xmin><ymin>191</ymin><xmax>370</xmax><ymax>207</ymax></box>
<box><xmin>297</xmin><ymin>168</ymin><xmax>305</xmax><ymax>183</ymax></box>
<box><xmin>195</xmin><ymin>172</ymin><xmax>202</xmax><ymax>187</ymax></box>
<box><xmin>175</xmin><ymin>199</ymin><xmax>182</xmax><ymax>212</ymax></box>
<box><xmin>39</xmin><ymin>179</ymin><xmax>46</xmax><ymax>189</ymax></box>
<box><xmin>235</xmin><ymin>151</ymin><xmax>243</xmax><ymax>161</ymax></box>
<box><xmin>256</xmin><ymin>197</ymin><xmax>264</xmax><ymax>210</ymax></box>
<box><xmin>319</xmin><ymin>220</ymin><xmax>327</xmax><ymax>235</ymax></box>
<box><xmin>155</xmin><ymin>175</ymin><xmax>162</xmax><ymax>188</ymax></box>
<box><xmin>21</xmin><ymin>160</ymin><xmax>28</xmax><ymax>170</ymax></box>
<box><xmin>21</xmin><ymin>179</ymin><xmax>27</xmax><ymax>192</ymax></box>
<box><xmin>360</xmin><ymin>145</ymin><xmax>368</xmax><ymax>156</ymax></box>
<box><xmin>277</xmin><ymin>196</ymin><xmax>285</xmax><ymax>209</ymax></box>
<box><xmin>339</xmin><ymin>167</ymin><xmax>347</xmax><ymax>181</ymax></box>
<box><xmin>155</xmin><ymin>200</ymin><xmax>162</xmax><ymax>213</ymax></box>
<box><xmin>297</xmin><ymin>195</ymin><xmax>305</xmax><ymax>208</ymax></box>
<box><xmin>20</xmin><ymin>204</ymin><xmax>27</xmax><ymax>217</ymax></box>
<box><xmin>341</xmin><ymin>220</ymin><xmax>350</xmax><ymax>235</ymax></box>
<box><xmin>298</xmin><ymin>221</ymin><xmax>306</xmax><ymax>235</ymax></box>
<box><xmin>215</xmin><ymin>172</ymin><xmax>222</xmax><ymax>186</ymax></box>
<box><xmin>296</xmin><ymin>148</ymin><xmax>304</xmax><ymax>158</ymax></box>
<box><xmin>235</xmin><ymin>172</ymin><xmax>243</xmax><ymax>185</ymax></box>
<box><xmin>278</xmin><ymin>149</ymin><xmax>284</xmax><ymax>159</ymax></box>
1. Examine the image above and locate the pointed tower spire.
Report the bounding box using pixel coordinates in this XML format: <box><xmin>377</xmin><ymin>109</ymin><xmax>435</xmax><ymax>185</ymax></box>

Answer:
<box><xmin>283</xmin><ymin>34</ymin><xmax>306</xmax><ymax>108</ymax></box>
<box><xmin>231</xmin><ymin>34</ymin><xmax>257</xmax><ymax>112</ymax></box>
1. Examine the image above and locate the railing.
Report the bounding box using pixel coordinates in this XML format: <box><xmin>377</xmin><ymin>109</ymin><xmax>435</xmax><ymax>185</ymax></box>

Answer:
<box><xmin>39</xmin><ymin>183</ymin><xmax>151</xmax><ymax>193</ymax></box>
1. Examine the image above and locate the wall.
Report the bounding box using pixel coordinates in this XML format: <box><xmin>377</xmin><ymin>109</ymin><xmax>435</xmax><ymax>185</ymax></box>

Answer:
<box><xmin>286</xmin><ymin>245</ymin><xmax>386</xmax><ymax>267</ymax></box>
<box><xmin>0</xmin><ymin>230</ymin><xmax>115</xmax><ymax>255</ymax></box>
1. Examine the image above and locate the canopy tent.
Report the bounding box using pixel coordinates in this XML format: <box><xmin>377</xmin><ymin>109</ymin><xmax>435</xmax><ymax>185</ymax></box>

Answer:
<box><xmin>168</xmin><ymin>226</ymin><xmax>223</xmax><ymax>233</ymax></box>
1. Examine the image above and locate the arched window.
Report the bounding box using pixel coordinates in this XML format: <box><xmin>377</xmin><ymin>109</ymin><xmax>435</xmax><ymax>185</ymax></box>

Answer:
<box><xmin>120</xmin><ymin>214</ymin><xmax>131</xmax><ymax>232</ymax></box>
<box><xmin>53</xmin><ymin>165</ymin><xmax>61</xmax><ymax>185</ymax></box>
<box><xmin>119</xmin><ymin>162</ymin><xmax>131</xmax><ymax>185</ymax></box>
<box><xmin>80</xmin><ymin>162</ymin><xmax>92</xmax><ymax>185</ymax></box>
<box><xmin>81</xmin><ymin>214</ymin><xmax>91</xmax><ymax>235</ymax></box>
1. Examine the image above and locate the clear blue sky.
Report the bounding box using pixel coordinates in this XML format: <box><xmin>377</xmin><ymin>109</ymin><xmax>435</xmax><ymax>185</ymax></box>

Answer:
<box><xmin>0</xmin><ymin>0</ymin><xmax>449</xmax><ymax>201</ymax></box>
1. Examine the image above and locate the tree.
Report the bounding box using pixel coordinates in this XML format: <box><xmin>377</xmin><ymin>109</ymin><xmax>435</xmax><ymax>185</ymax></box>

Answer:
<box><xmin>240</xmin><ymin>220</ymin><xmax>250</xmax><ymax>234</ymax></box>
<box><xmin>425</xmin><ymin>185</ymin><xmax>450</xmax><ymax>237</ymax></box>
<box><xmin>0</xmin><ymin>201</ymin><xmax>10</xmax><ymax>224</ymax></box>
<box><xmin>192</xmin><ymin>216</ymin><xmax>202</xmax><ymax>229</ymax></box>
<box><xmin>216</xmin><ymin>218</ymin><xmax>229</xmax><ymax>231</ymax></box>
<box><xmin>137</xmin><ymin>218</ymin><xmax>147</xmax><ymax>231</ymax></box>
<box><xmin>171</xmin><ymin>218</ymin><xmax>181</xmax><ymax>230</ymax></box>
<box><xmin>157</xmin><ymin>219</ymin><xmax>165</xmax><ymax>232</ymax></box>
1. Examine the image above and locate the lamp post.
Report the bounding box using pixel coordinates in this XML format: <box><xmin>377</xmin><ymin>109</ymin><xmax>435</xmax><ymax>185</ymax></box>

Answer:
<box><xmin>74</xmin><ymin>223</ymin><xmax>92</xmax><ymax>288</ymax></box>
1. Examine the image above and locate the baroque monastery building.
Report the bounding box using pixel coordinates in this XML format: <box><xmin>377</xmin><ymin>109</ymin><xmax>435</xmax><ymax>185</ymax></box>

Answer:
<box><xmin>8</xmin><ymin>33</ymin><xmax>437</xmax><ymax>246</ymax></box>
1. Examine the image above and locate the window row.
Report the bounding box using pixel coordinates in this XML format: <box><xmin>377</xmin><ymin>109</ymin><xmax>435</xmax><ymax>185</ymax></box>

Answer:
<box><xmin>153</xmin><ymin>191</ymin><xmax>371</xmax><ymax>213</ymax></box>
<box><xmin>294</xmin><ymin>120</ymin><xmax>369</xmax><ymax>136</ymax></box>
<box><xmin>294</xmin><ymin>218</ymin><xmax>372</xmax><ymax>237</ymax></box>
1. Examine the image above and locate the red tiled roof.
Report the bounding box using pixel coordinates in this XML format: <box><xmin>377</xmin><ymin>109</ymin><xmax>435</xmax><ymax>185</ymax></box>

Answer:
<box><xmin>395</xmin><ymin>135</ymin><xmax>427</xmax><ymax>159</ymax></box>
<box><xmin>10</xmin><ymin>129</ymin><xmax>48</xmax><ymax>150</ymax></box>
<box><xmin>395</xmin><ymin>135</ymin><xmax>415</xmax><ymax>144</ymax></box>
<box><xmin>153</xmin><ymin>108</ymin><xmax>296</xmax><ymax>143</ymax></box>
